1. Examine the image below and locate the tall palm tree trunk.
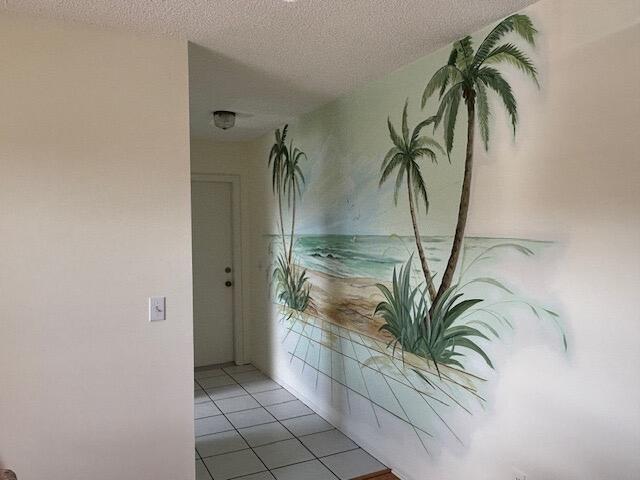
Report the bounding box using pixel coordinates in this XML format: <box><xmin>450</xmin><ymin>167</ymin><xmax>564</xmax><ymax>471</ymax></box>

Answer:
<box><xmin>434</xmin><ymin>98</ymin><xmax>475</xmax><ymax>306</ymax></box>
<box><xmin>406</xmin><ymin>169</ymin><xmax>437</xmax><ymax>301</ymax></box>
<box><xmin>277</xmin><ymin>189</ymin><xmax>288</xmax><ymax>263</ymax></box>
<box><xmin>287</xmin><ymin>192</ymin><xmax>296</xmax><ymax>267</ymax></box>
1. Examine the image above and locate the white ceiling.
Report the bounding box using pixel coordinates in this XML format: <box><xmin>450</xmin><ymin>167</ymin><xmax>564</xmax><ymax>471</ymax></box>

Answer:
<box><xmin>3</xmin><ymin>0</ymin><xmax>536</xmax><ymax>141</ymax></box>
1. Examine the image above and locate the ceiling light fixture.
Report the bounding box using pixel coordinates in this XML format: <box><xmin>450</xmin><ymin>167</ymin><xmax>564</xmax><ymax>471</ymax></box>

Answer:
<box><xmin>211</xmin><ymin>110</ymin><xmax>236</xmax><ymax>130</ymax></box>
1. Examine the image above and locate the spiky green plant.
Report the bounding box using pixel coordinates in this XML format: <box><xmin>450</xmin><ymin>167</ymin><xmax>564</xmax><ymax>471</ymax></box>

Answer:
<box><xmin>380</xmin><ymin>101</ymin><xmax>444</xmax><ymax>301</ymax></box>
<box><xmin>273</xmin><ymin>252</ymin><xmax>310</xmax><ymax>312</ymax></box>
<box><xmin>268</xmin><ymin>125</ymin><xmax>290</xmax><ymax>261</ymax></box>
<box><xmin>422</xmin><ymin>14</ymin><xmax>539</xmax><ymax>307</ymax></box>
<box><xmin>283</xmin><ymin>141</ymin><xmax>307</xmax><ymax>267</ymax></box>
<box><xmin>375</xmin><ymin>256</ymin><xmax>426</xmax><ymax>358</ymax></box>
<box><xmin>375</xmin><ymin>257</ymin><xmax>493</xmax><ymax>372</ymax></box>
<box><xmin>426</xmin><ymin>284</ymin><xmax>492</xmax><ymax>370</ymax></box>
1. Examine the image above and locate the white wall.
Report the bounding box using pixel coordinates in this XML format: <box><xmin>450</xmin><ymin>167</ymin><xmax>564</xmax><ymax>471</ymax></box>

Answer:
<box><xmin>0</xmin><ymin>14</ymin><xmax>194</xmax><ymax>480</ymax></box>
<box><xmin>241</xmin><ymin>1</ymin><xmax>640</xmax><ymax>479</ymax></box>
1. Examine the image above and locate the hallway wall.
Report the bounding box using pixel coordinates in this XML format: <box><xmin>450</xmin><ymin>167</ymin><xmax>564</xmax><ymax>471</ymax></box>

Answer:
<box><xmin>0</xmin><ymin>13</ymin><xmax>194</xmax><ymax>480</ymax></box>
<box><xmin>190</xmin><ymin>139</ymin><xmax>270</xmax><ymax>367</ymax></box>
<box><xmin>245</xmin><ymin>1</ymin><xmax>640</xmax><ymax>479</ymax></box>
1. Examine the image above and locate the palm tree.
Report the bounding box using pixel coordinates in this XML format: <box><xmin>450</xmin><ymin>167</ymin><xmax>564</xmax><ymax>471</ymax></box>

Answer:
<box><xmin>380</xmin><ymin>100</ymin><xmax>444</xmax><ymax>301</ymax></box>
<box><xmin>283</xmin><ymin>141</ymin><xmax>307</xmax><ymax>266</ymax></box>
<box><xmin>268</xmin><ymin>125</ymin><xmax>290</xmax><ymax>262</ymax></box>
<box><xmin>422</xmin><ymin>14</ymin><xmax>539</xmax><ymax>305</ymax></box>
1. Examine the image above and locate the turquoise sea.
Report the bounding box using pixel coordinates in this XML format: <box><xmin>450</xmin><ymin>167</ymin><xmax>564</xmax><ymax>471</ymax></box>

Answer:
<box><xmin>269</xmin><ymin>234</ymin><xmax>550</xmax><ymax>281</ymax></box>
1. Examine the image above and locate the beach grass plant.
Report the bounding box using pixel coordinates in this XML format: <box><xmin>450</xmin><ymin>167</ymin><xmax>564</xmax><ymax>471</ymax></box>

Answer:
<box><xmin>375</xmin><ymin>257</ymin><xmax>493</xmax><ymax>372</ymax></box>
<box><xmin>273</xmin><ymin>251</ymin><xmax>311</xmax><ymax>313</ymax></box>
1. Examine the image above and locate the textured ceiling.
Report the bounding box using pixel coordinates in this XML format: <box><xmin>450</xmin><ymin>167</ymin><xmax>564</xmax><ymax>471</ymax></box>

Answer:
<box><xmin>2</xmin><ymin>0</ymin><xmax>536</xmax><ymax>140</ymax></box>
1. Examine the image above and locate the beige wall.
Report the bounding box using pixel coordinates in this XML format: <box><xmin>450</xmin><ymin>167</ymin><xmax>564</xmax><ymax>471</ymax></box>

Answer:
<box><xmin>0</xmin><ymin>14</ymin><xmax>194</xmax><ymax>480</ymax></box>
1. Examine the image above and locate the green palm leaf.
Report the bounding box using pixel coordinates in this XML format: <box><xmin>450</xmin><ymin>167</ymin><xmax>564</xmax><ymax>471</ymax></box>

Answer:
<box><xmin>484</xmin><ymin>43</ymin><xmax>539</xmax><ymax>86</ymax></box>
<box><xmin>443</xmin><ymin>86</ymin><xmax>462</xmax><ymax>156</ymax></box>
<box><xmin>393</xmin><ymin>163</ymin><xmax>406</xmax><ymax>205</ymax></box>
<box><xmin>432</xmin><ymin>82</ymin><xmax>463</xmax><ymax>132</ymax></box>
<box><xmin>474</xmin><ymin>14</ymin><xmax>537</xmax><ymax>66</ymax></box>
<box><xmin>379</xmin><ymin>152</ymin><xmax>404</xmax><ymax>187</ymax></box>
<box><xmin>410</xmin><ymin>116</ymin><xmax>438</xmax><ymax>146</ymax></box>
<box><xmin>454</xmin><ymin>36</ymin><xmax>475</xmax><ymax>71</ymax></box>
<box><xmin>387</xmin><ymin>117</ymin><xmax>404</xmax><ymax>149</ymax></box>
<box><xmin>422</xmin><ymin>64</ymin><xmax>461</xmax><ymax>107</ymax></box>
<box><xmin>477</xmin><ymin>67</ymin><xmax>518</xmax><ymax>133</ymax></box>
<box><xmin>476</xmin><ymin>82</ymin><xmax>490</xmax><ymax>150</ymax></box>
<box><xmin>412</xmin><ymin>136</ymin><xmax>445</xmax><ymax>156</ymax></box>
<box><xmin>401</xmin><ymin>100</ymin><xmax>410</xmax><ymax>145</ymax></box>
<box><xmin>410</xmin><ymin>163</ymin><xmax>429</xmax><ymax>212</ymax></box>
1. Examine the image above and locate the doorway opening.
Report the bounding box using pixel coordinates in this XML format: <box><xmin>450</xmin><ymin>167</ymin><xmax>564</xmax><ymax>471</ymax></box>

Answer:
<box><xmin>191</xmin><ymin>174</ymin><xmax>245</xmax><ymax>367</ymax></box>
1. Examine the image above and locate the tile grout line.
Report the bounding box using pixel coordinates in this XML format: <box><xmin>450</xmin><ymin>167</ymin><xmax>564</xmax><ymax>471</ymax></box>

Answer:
<box><xmin>273</xmin><ymin>413</ymin><xmax>342</xmax><ymax>480</ymax></box>
<box><xmin>198</xmin><ymin>425</ymin><xmax>351</xmax><ymax>460</ymax></box>
<box><xmin>240</xmin><ymin>367</ymin><xmax>365</xmax><ymax>479</ymax></box>
<box><xmin>236</xmin><ymin>369</ymin><xmax>342</xmax><ymax>479</ymax></box>
<box><xmin>196</xmin><ymin>364</ymin><xmax>379</xmax><ymax>480</ymax></box>
<box><xmin>230</xmin><ymin>366</ymin><xmax>336</xmax><ymax>478</ymax></box>
<box><xmin>201</xmin><ymin>368</ymin><xmax>274</xmax><ymax>479</ymax></box>
<box><xmin>245</xmin><ymin>368</ymin><xmax>383</xmax><ymax>479</ymax></box>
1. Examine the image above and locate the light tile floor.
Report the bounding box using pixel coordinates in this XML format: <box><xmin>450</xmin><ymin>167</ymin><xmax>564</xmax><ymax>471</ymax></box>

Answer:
<box><xmin>194</xmin><ymin>364</ymin><xmax>386</xmax><ymax>480</ymax></box>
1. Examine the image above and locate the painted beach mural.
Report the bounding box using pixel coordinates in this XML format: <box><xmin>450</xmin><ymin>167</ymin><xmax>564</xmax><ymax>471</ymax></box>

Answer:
<box><xmin>267</xmin><ymin>14</ymin><xmax>566</xmax><ymax>454</ymax></box>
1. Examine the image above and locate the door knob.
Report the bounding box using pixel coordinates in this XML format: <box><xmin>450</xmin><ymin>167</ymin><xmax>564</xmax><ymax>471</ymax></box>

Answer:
<box><xmin>225</xmin><ymin>281</ymin><xmax>233</xmax><ymax>287</ymax></box>
<box><xmin>225</xmin><ymin>267</ymin><xmax>232</xmax><ymax>273</ymax></box>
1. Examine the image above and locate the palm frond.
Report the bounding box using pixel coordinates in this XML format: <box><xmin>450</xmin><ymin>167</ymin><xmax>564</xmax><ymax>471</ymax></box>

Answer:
<box><xmin>478</xmin><ymin>67</ymin><xmax>518</xmax><ymax>133</ymax></box>
<box><xmin>379</xmin><ymin>152</ymin><xmax>405</xmax><ymax>187</ymax></box>
<box><xmin>443</xmin><ymin>86</ymin><xmax>462</xmax><ymax>157</ymax></box>
<box><xmin>410</xmin><ymin>163</ymin><xmax>429</xmax><ymax>213</ymax></box>
<box><xmin>483</xmin><ymin>43</ymin><xmax>539</xmax><ymax>86</ymax></box>
<box><xmin>393</xmin><ymin>163</ymin><xmax>406</xmax><ymax>205</ymax></box>
<box><xmin>475</xmin><ymin>81</ymin><xmax>490</xmax><ymax>150</ymax></box>
<box><xmin>401</xmin><ymin>100</ymin><xmax>410</xmax><ymax>145</ymax></box>
<box><xmin>422</xmin><ymin>64</ymin><xmax>462</xmax><ymax>107</ymax></box>
<box><xmin>432</xmin><ymin>82</ymin><xmax>463</xmax><ymax>132</ymax></box>
<box><xmin>474</xmin><ymin>14</ymin><xmax>537</xmax><ymax>66</ymax></box>
<box><xmin>382</xmin><ymin>146</ymin><xmax>402</xmax><ymax>171</ymax></box>
<box><xmin>410</xmin><ymin>115</ymin><xmax>438</xmax><ymax>147</ymax></box>
<box><xmin>454</xmin><ymin>36</ymin><xmax>475</xmax><ymax>71</ymax></box>
<box><xmin>387</xmin><ymin>117</ymin><xmax>404</xmax><ymax>149</ymax></box>
<box><xmin>413</xmin><ymin>136</ymin><xmax>445</xmax><ymax>156</ymax></box>
<box><xmin>268</xmin><ymin>125</ymin><xmax>290</xmax><ymax>194</ymax></box>
<box><xmin>414</xmin><ymin>148</ymin><xmax>437</xmax><ymax>163</ymax></box>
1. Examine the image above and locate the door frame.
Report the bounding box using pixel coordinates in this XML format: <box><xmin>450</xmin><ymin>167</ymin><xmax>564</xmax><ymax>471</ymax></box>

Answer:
<box><xmin>191</xmin><ymin>173</ymin><xmax>246</xmax><ymax>365</ymax></box>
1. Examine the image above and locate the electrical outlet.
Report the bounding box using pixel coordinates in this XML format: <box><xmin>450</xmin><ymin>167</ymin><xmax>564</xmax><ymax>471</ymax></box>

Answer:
<box><xmin>513</xmin><ymin>468</ymin><xmax>527</xmax><ymax>480</ymax></box>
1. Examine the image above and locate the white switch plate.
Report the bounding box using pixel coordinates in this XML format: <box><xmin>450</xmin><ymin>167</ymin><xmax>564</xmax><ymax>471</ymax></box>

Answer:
<box><xmin>149</xmin><ymin>296</ymin><xmax>166</xmax><ymax>321</ymax></box>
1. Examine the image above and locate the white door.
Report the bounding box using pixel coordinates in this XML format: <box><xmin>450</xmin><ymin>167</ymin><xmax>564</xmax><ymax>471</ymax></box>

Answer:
<box><xmin>191</xmin><ymin>180</ymin><xmax>234</xmax><ymax>367</ymax></box>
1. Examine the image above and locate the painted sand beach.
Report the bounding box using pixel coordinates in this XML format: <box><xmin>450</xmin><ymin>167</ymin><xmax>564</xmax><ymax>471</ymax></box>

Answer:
<box><xmin>269</xmin><ymin>234</ymin><xmax>551</xmax><ymax>342</ymax></box>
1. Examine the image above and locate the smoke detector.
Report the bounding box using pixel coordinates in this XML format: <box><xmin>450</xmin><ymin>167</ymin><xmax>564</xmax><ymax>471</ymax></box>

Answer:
<box><xmin>211</xmin><ymin>110</ymin><xmax>236</xmax><ymax>130</ymax></box>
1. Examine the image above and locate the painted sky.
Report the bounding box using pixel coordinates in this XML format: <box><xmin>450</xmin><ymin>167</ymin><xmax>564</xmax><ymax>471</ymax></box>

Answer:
<box><xmin>284</xmin><ymin>45</ymin><xmax>467</xmax><ymax>237</ymax></box>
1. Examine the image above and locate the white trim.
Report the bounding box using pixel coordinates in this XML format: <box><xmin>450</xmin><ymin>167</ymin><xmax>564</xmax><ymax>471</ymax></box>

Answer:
<box><xmin>191</xmin><ymin>173</ymin><xmax>247</xmax><ymax>365</ymax></box>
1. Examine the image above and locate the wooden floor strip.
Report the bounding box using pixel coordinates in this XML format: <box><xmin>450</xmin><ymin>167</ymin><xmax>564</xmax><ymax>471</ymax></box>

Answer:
<box><xmin>351</xmin><ymin>468</ymin><xmax>400</xmax><ymax>480</ymax></box>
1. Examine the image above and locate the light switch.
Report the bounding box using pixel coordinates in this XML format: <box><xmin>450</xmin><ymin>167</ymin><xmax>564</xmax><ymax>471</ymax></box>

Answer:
<box><xmin>149</xmin><ymin>296</ymin><xmax>166</xmax><ymax>322</ymax></box>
